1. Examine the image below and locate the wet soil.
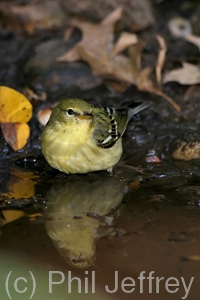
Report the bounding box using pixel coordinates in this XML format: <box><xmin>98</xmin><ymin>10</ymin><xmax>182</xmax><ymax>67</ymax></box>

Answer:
<box><xmin>0</xmin><ymin>1</ymin><xmax>200</xmax><ymax>299</ymax></box>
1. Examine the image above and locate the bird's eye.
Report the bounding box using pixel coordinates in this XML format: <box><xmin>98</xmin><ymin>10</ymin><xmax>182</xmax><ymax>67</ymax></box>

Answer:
<box><xmin>67</xmin><ymin>109</ymin><xmax>75</xmax><ymax>115</ymax></box>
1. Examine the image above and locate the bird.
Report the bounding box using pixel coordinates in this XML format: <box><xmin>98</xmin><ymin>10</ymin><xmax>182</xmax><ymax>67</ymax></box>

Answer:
<box><xmin>45</xmin><ymin>173</ymin><xmax>125</xmax><ymax>268</ymax></box>
<box><xmin>41</xmin><ymin>98</ymin><xmax>148</xmax><ymax>174</ymax></box>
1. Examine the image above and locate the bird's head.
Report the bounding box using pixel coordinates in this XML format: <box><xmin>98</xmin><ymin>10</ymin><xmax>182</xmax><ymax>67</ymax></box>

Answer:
<box><xmin>49</xmin><ymin>98</ymin><xmax>93</xmax><ymax>125</ymax></box>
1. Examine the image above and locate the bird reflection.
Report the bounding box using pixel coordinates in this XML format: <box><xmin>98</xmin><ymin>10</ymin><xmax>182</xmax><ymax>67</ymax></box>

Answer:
<box><xmin>45</xmin><ymin>173</ymin><xmax>127</xmax><ymax>268</ymax></box>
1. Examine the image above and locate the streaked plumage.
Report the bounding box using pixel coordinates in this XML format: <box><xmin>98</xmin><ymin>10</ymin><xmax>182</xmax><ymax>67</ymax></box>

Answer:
<box><xmin>41</xmin><ymin>98</ymin><xmax>148</xmax><ymax>174</ymax></box>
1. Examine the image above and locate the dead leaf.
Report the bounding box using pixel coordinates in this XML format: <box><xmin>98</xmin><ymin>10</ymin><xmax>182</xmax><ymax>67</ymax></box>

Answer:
<box><xmin>148</xmin><ymin>195</ymin><xmax>165</xmax><ymax>202</ymax></box>
<box><xmin>0</xmin><ymin>86</ymin><xmax>32</xmax><ymax>123</ymax></box>
<box><xmin>145</xmin><ymin>155</ymin><xmax>162</xmax><ymax>163</ymax></box>
<box><xmin>64</xmin><ymin>26</ymin><xmax>74</xmax><ymax>42</ymax></box>
<box><xmin>57</xmin><ymin>7</ymin><xmax>185</xmax><ymax>118</ymax></box>
<box><xmin>168</xmin><ymin>17</ymin><xmax>192</xmax><ymax>38</ymax></box>
<box><xmin>37</xmin><ymin>108</ymin><xmax>52</xmax><ymax>126</ymax></box>
<box><xmin>136</xmin><ymin>67</ymin><xmax>154</xmax><ymax>92</ymax></box>
<box><xmin>1</xmin><ymin>123</ymin><xmax>30</xmax><ymax>151</ymax></box>
<box><xmin>163</xmin><ymin>62</ymin><xmax>200</xmax><ymax>85</ymax></box>
<box><xmin>127</xmin><ymin>178</ymin><xmax>140</xmax><ymax>189</ymax></box>
<box><xmin>0</xmin><ymin>86</ymin><xmax>32</xmax><ymax>150</ymax></box>
<box><xmin>105</xmin><ymin>81</ymin><xmax>129</xmax><ymax>93</ymax></box>
<box><xmin>57</xmin><ymin>6</ymin><xmax>123</xmax><ymax>63</ymax></box>
<box><xmin>185</xmin><ymin>34</ymin><xmax>200</xmax><ymax>51</ymax></box>
<box><xmin>183</xmin><ymin>85</ymin><xmax>197</xmax><ymax>101</ymax></box>
<box><xmin>23</xmin><ymin>87</ymin><xmax>47</xmax><ymax>102</ymax></box>
<box><xmin>110</xmin><ymin>32</ymin><xmax>138</xmax><ymax>58</ymax></box>
<box><xmin>0</xmin><ymin>1</ymin><xmax>66</xmax><ymax>34</ymax></box>
<box><xmin>145</xmin><ymin>149</ymin><xmax>162</xmax><ymax>163</ymax></box>
<box><xmin>129</xmin><ymin>40</ymin><xmax>146</xmax><ymax>73</ymax></box>
<box><xmin>136</xmin><ymin>50</ymin><xmax>184</xmax><ymax>118</ymax></box>
<box><xmin>156</xmin><ymin>35</ymin><xmax>167</xmax><ymax>86</ymax></box>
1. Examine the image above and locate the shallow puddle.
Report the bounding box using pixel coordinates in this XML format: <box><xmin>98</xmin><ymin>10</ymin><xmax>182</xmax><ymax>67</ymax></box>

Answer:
<box><xmin>0</xmin><ymin>157</ymin><xmax>200</xmax><ymax>299</ymax></box>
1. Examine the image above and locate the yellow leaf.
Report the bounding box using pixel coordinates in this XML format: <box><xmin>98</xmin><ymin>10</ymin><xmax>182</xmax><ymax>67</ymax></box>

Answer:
<box><xmin>1</xmin><ymin>123</ymin><xmax>30</xmax><ymax>151</ymax></box>
<box><xmin>2</xmin><ymin>210</ymin><xmax>26</xmax><ymax>223</ymax></box>
<box><xmin>0</xmin><ymin>86</ymin><xmax>32</xmax><ymax>123</ymax></box>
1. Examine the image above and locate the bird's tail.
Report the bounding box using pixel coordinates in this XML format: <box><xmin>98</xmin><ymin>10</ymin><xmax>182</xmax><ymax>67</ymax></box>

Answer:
<box><xmin>127</xmin><ymin>101</ymin><xmax>149</xmax><ymax>122</ymax></box>
<box><xmin>115</xmin><ymin>101</ymin><xmax>149</xmax><ymax>136</ymax></box>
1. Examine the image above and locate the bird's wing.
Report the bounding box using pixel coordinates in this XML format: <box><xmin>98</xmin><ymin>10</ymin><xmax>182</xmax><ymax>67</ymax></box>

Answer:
<box><xmin>92</xmin><ymin>107</ymin><xmax>128</xmax><ymax>149</ymax></box>
<box><xmin>92</xmin><ymin>102</ymin><xmax>148</xmax><ymax>149</ymax></box>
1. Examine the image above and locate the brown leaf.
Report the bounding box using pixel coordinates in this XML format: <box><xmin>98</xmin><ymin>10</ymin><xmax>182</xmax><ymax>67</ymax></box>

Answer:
<box><xmin>110</xmin><ymin>32</ymin><xmax>138</xmax><ymax>58</ymax></box>
<box><xmin>63</xmin><ymin>26</ymin><xmax>75</xmax><ymax>42</ymax></box>
<box><xmin>110</xmin><ymin>55</ymin><xmax>138</xmax><ymax>83</ymax></box>
<box><xmin>23</xmin><ymin>87</ymin><xmax>47</xmax><ymax>102</ymax></box>
<box><xmin>57</xmin><ymin>6</ymin><xmax>123</xmax><ymax>62</ymax></box>
<box><xmin>163</xmin><ymin>62</ymin><xmax>200</xmax><ymax>85</ymax></box>
<box><xmin>1</xmin><ymin>123</ymin><xmax>30</xmax><ymax>151</ymax></box>
<box><xmin>77</xmin><ymin>39</ymin><xmax>144</xmax><ymax>84</ymax></box>
<box><xmin>127</xmin><ymin>178</ymin><xmax>140</xmax><ymax>189</ymax></box>
<box><xmin>37</xmin><ymin>108</ymin><xmax>52</xmax><ymax>126</ymax></box>
<box><xmin>0</xmin><ymin>86</ymin><xmax>32</xmax><ymax>150</ymax></box>
<box><xmin>57</xmin><ymin>7</ymin><xmax>185</xmax><ymax>118</ymax></box>
<box><xmin>129</xmin><ymin>40</ymin><xmax>146</xmax><ymax>73</ymax></box>
<box><xmin>185</xmin><ymin>34</ymin><xmax>200</xmax><ymax>51</ymax></box>
<box><xmin>167</xmin><ymin>17</ymin><xmax>192</xmax><ymax>38</ymax></box>
<box><xmin>145</xmin><ymin>155</ymin><xmax>162</xmax><ymax>163</ymax></box>
<box><xmin>57</xmin><ymin>45</ymin><xmax>80</xmax><ymax>62</ymax></box>
<box><xmin>0</xmin><ymin>1</ymin><xmax>66</xmax><ymax>34</ymax></box>
<box><xmin>136</xmin><ymin>68</ymin><xmax>187</xmax><ymax>119</ymax></box>
<box><xmin>105</xmin><ymin>81</ymin><xmax>129</xmax><ymax>93</ymax></box>
<box><xmin>136</xmin><ymin>67</ymin><xmax>154</xmax><ymax>92</ymax></box>
<box><xmin>156</xmin><ymin>35</ymin><xmax>167</xmax><ymax>86</ymax></box>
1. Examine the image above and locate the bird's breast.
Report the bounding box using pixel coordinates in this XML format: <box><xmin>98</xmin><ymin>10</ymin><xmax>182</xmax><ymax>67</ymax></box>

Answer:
<box><xmin>41</xmin><ymin>122</ymin><xmax>123</xmax><ymax>174</ymax></box>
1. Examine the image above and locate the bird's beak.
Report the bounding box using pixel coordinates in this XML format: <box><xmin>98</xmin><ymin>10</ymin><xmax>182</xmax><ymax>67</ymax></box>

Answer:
<box><xmin>76</xmin><ymin>113</ymin><xmax>92</xmax><ymax>120</ymax></box>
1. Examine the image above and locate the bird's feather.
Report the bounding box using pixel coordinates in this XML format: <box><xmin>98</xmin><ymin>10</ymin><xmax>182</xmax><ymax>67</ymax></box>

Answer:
<box><xmin>92</xmin><ymin>102</ymin><xmax>148</xmax><ymax>149</ymax></box>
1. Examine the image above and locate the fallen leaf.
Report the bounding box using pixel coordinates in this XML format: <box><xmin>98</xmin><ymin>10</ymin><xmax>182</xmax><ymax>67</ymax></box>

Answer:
<box><xmin>57</xmin><ymin>6</ymin><xmax>123</xmax><ymax>63</ymax></box>
<box><xmin>172</xmin><ymin>132</ymin><xmax>200</xmax><ymax>161</ymax></box>
<box><xmin>163</xmin><ymin>62</ymin><xmax>200</xmax><ymax>85</ymax></box>
<box><xmin>136</xmin><ymin>68</ymin><xmax>185</xmax><ymax>118</ymax></box>
<box><xmin>1</xmin><ymin>123</ymin><xmax>30</xmax><ymax>151</ymax></box>
<box><xmin>145</xmin><ymin>149</ymin><xmax>162</xmax><ymax>163</ymax></box>
<box><xmin>156</xmin><ymin>35</ymin><xmax>167</xmax><ymax>86</ymax></box>
<box><xmin>127</xmin><ymin>178</ymin><xmax>140</xmax><ymax>189</ymax></box>
<box><xmin>136</xmin><ymin>67</ymin><xmax>154</xmax><ymax>92</ymax></box>
<box><xmin>148</xmin><ymin>195</ymin><xmax>166</xmax><ymax>202</ymax></box>
<box><xmin>110</xmin><ymin>32</ymin><xmax>138</xmax><ymax>58</ymax></box>
<box><xmin>167</xmin><ymin>17</ymin><xmax>200</xmax><ymax>50</ymax></box>
<box><xmin>129</xmin><ymin>39</ymin><xmax>146</xmax><ymax>73</ymax></box>
<box><xmin>0</xmin><ymin>86</ymin><xmax>32</xmax><ymax>123</ymax></box>
<box><xmin>23</xmin><ymin>87</ymin><xmax>47</xmax><ymax>102</ymax></box>
<box><xmin>37</xmin><ymin>108</ymin><xmax>52</xmax><ymax>126</ymax></box>
<box><xmin>167</xmin><ymin>17</ymin><xmax>192</xmax><ymax>38</ymax></box>
<box><xmin>145</xmin><ymin>155</ymin><xmax>162</xmax><ymax>163</ymax></box>
<box><xmin>63</xmin><ymin>26</ymin><xmax>74</xmax><ymax>42</ymax></box>
<box><xmin>0</xmin><ymin>86</ymin><xmax>32</xmax><ymax>150</ymax></box>
<box><xmin>185</xmin><ymin>34</ymin><xmax>200</xmax><ymax>51</ymax></box>
<box><xmin>105</xmin><ymin>81</ymin><xmax>129</xmax><ymax>93</ymax></box>
<box><xmin>57</xmin><ymin>7</ymin><xmax>185</xmax><ymax>118</ymax></box>
<box><xmin>0</xmin><ymin>1</ymin><xmax>66</xmax><ymax>34</ymax></box>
